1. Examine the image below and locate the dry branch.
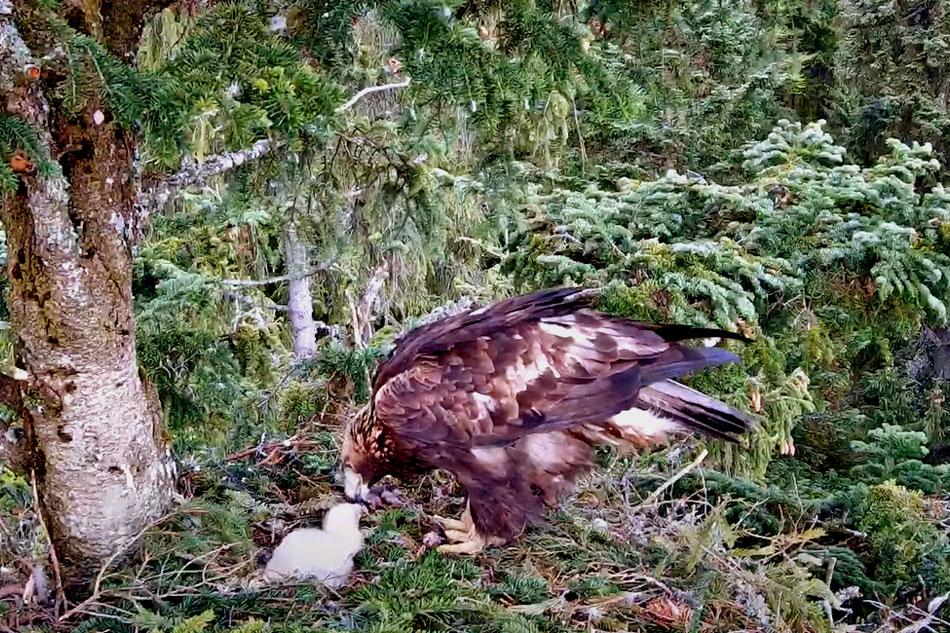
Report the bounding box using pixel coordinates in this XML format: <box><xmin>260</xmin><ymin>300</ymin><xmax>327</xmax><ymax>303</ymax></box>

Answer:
<box><xmin>348</xmin><ymin>263</ymin><xmax>388</xmax><ymax>348</ymax></box>
<box><xmin>135</xmin><ymin>139</ymin><xmax>275</xmax><ymax>222</ymax></box>
<box><xmin>224</xmin><ymin>435</ymin><xmax>328</xmax><ymax>462</ymax></box>
<box><xmin>639</xmin><ymin>449</ymin><xmax>708</xmax><ymax>507</ymax></box>
<box><xmin>335</xmin><ymin>78</ymin><xmax>411</xmax><ymax>114</ymax></box>
<box><xmin>58</xmin><ymin>512</ymin><xmax>177</xmax><ymax>622</ymax></box>
<box><xmin>219</xmin><ymin>256</ymin><xmax>337</xmax><ymax>287</ymax></box>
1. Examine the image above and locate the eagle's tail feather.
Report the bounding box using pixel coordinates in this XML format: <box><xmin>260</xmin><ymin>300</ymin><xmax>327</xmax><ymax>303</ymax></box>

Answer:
<box><xmin>636</xmin><ymin>380</ymin><xmax>753</xmax><ymax>442</ymax></box>
<box><xmin>639</xmin><ymin>346</ymin><xmax>741</xmax><ymax>385</ymax></box>
<box><xmin>635</xmin><ymin>322</ymin><xmax>753</xmax><ymax>344</ymax></box>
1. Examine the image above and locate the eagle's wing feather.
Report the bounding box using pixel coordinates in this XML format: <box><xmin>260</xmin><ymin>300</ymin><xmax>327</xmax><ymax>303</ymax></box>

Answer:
<box><xmin>372</xmin><ymin>288</ymin><xmax>749</xmax><ymax>451</ymax></box>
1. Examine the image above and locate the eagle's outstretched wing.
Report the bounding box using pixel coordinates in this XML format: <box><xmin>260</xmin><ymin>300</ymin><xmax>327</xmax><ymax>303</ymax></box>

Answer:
<box><xmin>371</xmin><ymin>287</ymin><xmax>752</xmax><ymax>451</ymax></box>
<box><xmin>367</xmin><ymin>287</ymin><xmax>753</xmax><ymax>541</ymax></box>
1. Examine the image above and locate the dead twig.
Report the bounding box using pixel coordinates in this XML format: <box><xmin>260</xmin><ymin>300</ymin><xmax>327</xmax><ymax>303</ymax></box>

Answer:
<box><xmin>221</xmin><ymin>256</ymin><xmax>337</xmax><ymax>287</ymax></box>
<box><xmin>639</xmin><ymin>449</ymin><xmax>708</xmax><ymax>508</ymax></box>
<box><xmin>223</xmin><ymin>436</ymin><xmax>326</xmax><ymax>462</ymax></box>
<box><xmin>335</xmin><ymin>78</ymin><xmax>411</xmax><ymax>114</ymax></box>
<box><xmin>59</xmin><ymin>512</ymin><xmax>178</xmax><ymax>622</ymax></box>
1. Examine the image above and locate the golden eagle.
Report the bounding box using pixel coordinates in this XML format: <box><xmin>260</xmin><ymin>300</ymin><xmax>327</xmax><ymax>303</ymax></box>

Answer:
<box><xmin>340</xmin><ymin>287</ymin><xmax>752</xmax><ymax>554</ymax></box>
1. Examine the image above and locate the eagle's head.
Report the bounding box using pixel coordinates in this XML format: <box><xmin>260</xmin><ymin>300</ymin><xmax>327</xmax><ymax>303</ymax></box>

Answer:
<box><xmin>340</xmin><ymin>405</ymin><xmax>391</xmax><ymax>503</ymax></box>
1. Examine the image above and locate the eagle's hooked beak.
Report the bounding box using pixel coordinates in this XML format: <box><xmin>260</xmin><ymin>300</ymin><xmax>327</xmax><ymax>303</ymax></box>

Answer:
<box><xmin>342</xmin><ymin>467</ymin><xmax>371</xmax><ymax>504</ymax></box>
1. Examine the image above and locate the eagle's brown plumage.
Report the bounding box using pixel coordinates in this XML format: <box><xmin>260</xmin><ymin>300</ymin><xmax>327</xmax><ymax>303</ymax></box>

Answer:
<box><xmin>340</xmin><ymin>287</ymin><xmax>753</xmax><ymax>553</ymax></box>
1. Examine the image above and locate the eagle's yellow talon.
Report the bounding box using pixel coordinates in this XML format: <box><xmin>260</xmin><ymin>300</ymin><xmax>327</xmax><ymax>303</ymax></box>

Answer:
<box><xmin>443</xmin><ymin>528</ymin><xmax>470</xmax><ymax>542</ymax></box>
<box><xmin>435</xmin><ymin>526</ymin><xmax>505</xmax><ymax>555</ymax></box>
<box><xmin>437</xmin><ymin>539</ymin><xmax>485</xmax><ymax>555</ymax></box>
<box><xmin>433</xmin><ymin>515</ymin><xmax>468</xmax><ymax>531</ymax></box>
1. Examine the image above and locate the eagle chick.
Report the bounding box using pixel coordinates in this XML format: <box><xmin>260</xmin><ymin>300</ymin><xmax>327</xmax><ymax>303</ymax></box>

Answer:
<box><xmin>263</xmin><ymin>503</ymin><xmax>364</xmax><ymax>587</ymax></box>
<box><xmin>340</xmin><ymin>287</ymin><xmax>754</xmax><ymax>554</ymax></box>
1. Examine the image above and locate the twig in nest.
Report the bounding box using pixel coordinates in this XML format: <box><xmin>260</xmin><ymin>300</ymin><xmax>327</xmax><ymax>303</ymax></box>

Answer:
<box><xmin>59</xmin><ymin>513</ymin><xmax>175</xmax><ymax>622</ymax></box>
<box><xmin>639</xmin><ymin>449</ymin><xmax>708</xmax><ymax>508</ymax></box>
<box><xmin>30</xmin><ymin>471</ymin><xmax>66</xmax><ymax>615</ymax></box>
<box><xmin>259</xmin><ymin>448</ymin><xmax>285</xmax><ymax>466</ymax></box>
<box><xmin>223</xmin><ymin>436</ymin><xmax>325</xmax><ymax>462</ymax></box>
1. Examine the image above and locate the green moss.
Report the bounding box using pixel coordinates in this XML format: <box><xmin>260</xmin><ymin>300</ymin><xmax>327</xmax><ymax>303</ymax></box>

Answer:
<box><xmin>857</xmin><ymin>481</ymin><xmax>939</xmax><ymax>589</ymax></box>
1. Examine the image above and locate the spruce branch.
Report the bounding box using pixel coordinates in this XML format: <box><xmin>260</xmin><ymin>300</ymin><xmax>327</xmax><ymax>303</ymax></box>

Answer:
<box><xmin>136</xmin><ymin>78</ymin><xmax>412</xmax><ymax>224</ymax></box>
<box><xmin>223</xmin><ymin>291</ymin><xmax>288</xmax><ymax>312</ymax></box>
<box><xmin>135</xmin><ymin>138</ymin><xmax>276</xmax><ymax>233</ymax></box>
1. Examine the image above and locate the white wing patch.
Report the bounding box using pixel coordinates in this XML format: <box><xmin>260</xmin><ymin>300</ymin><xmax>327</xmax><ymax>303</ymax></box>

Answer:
<box><xmin>539</xmin><ymin>314</ymin><xmax>668</xmax><ymax>356</ymax></box>
<box><xmin>472</xmin><ymin>391</ymin><xmax>495</xmax><ymax>414</ymax></box>
<box><xmin>521</xmin><ymin>433</ymin><xmax>562</xmax><ymax>470</ymax></box>
<box><xmin>471</xmin><ymin>447</ymin><xmax>508</xmax><ymax>476</ymax></box>
<box><xmin>537</xmin><ymin>320</ymin><xmax>578</xmax><ymax>340</ymax></box>
<box><xmin>608</xmin><ymin>407</ymin><xmax>682</xmax><ymax>441</ymax></box>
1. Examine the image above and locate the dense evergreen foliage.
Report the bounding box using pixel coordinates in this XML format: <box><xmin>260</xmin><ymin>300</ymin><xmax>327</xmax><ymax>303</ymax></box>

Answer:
<box><xmin>2</xmin><ymin>1</ymin><xmax>950</xmax><ymax>631</ymax></box>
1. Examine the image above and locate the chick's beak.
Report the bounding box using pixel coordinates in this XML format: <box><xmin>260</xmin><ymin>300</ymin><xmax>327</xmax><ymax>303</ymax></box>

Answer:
<box><xmin>342</xmin><ymin>467</ymin><xmax>370</xmax><ymax>503</ymax></box>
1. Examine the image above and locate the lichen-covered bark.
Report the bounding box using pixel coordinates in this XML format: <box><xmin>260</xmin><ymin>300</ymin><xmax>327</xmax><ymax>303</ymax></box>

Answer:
<box><xmin>284</xmin><ymin>220</ymin><xmax>318</xmax><ymax>359</ymax></box>
<box><xmin>1</xmin><ymin>2</ymin><xmax>174</xmax><ymax>584</ymax></box>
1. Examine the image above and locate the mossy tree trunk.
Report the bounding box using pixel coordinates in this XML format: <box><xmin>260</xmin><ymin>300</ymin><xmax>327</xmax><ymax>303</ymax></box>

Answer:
<box><xmin>1</xmin><ymin>0</ymin><xmax>174</xmax><ymax>587</ymax></box>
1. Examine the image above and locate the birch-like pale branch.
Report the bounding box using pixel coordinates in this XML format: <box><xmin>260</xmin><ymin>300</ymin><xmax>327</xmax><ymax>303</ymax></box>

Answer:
<box><xmin>135</xmin><ymin>78</ymin><xmax>412</xmax><ymax>221</ymax></box>
<box><xmin>347</xmin><ymin>262</ymin><xmax>389</xmax><ymax>348</ymax></box>
<box><xmin>134</xmin><ymin>138</ymin><xmax>275</xmax><ymax>227</ymax></box>
<box><xmin>335</xmin><ymin>77</ymin><xmax>410</xmax><ymax>114</ymax></box>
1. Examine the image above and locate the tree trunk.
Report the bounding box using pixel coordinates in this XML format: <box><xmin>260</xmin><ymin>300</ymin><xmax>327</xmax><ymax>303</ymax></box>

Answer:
<box><xmin>284</xmin><ymin>219</ymin><xmax>318</xmax><ymax>359</ymax></box>
<box><xmin>1</xmin><ymin>3</ymin><xmax>174</xmax><ymax>585</ymax></box>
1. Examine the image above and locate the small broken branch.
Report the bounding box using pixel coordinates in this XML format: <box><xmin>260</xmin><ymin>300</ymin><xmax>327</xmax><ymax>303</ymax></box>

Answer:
<box><xmin>350</xmin><ymin>263</ymin><xmax>388</xmax><ymax>348</ymax></box>
<box><xmin>359</xmin><ymin>264</ymin><xmax>388</xmax><ymax>334</ymax></box>
<box><xmin>219</xmin><ymin>257</ymin><xmax>337</xmax><ymax>287</ymax></box>
<box><xmin>639</xmin><ymin>449</ymin><xmax>708</xmax><ymax>507</ymax></box>
<box><xmin>335</xmin><ymin>78</ymin><xmax>411</xmax><ymax>114</ymax></box>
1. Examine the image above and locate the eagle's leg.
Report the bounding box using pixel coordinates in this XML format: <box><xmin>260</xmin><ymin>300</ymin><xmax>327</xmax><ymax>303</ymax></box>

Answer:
<box><xmin>432</xmin><ymin>502</ymin><xmax>475</xmax><ymax>541</ymax></box>
<box><xmin>437</xmin><ymin>529</ymin><xmax>505</xmax><ymax>555</ymax></box>
<box><xmin>433</xmin><ymin>500</ymin><xmax>474</xmax><ymax>533</ymax></box>
<box><xmin>436</xmin><ymin>501</ymin><xmax>505</xmax><ymax>555</ymax></box>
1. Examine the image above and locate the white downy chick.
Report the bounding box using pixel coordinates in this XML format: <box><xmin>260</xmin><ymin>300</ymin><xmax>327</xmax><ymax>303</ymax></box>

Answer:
<box><xmin>263</xmin><ymin>503</ymin><xmax>365</xmax><ymax>588</ymax></box>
